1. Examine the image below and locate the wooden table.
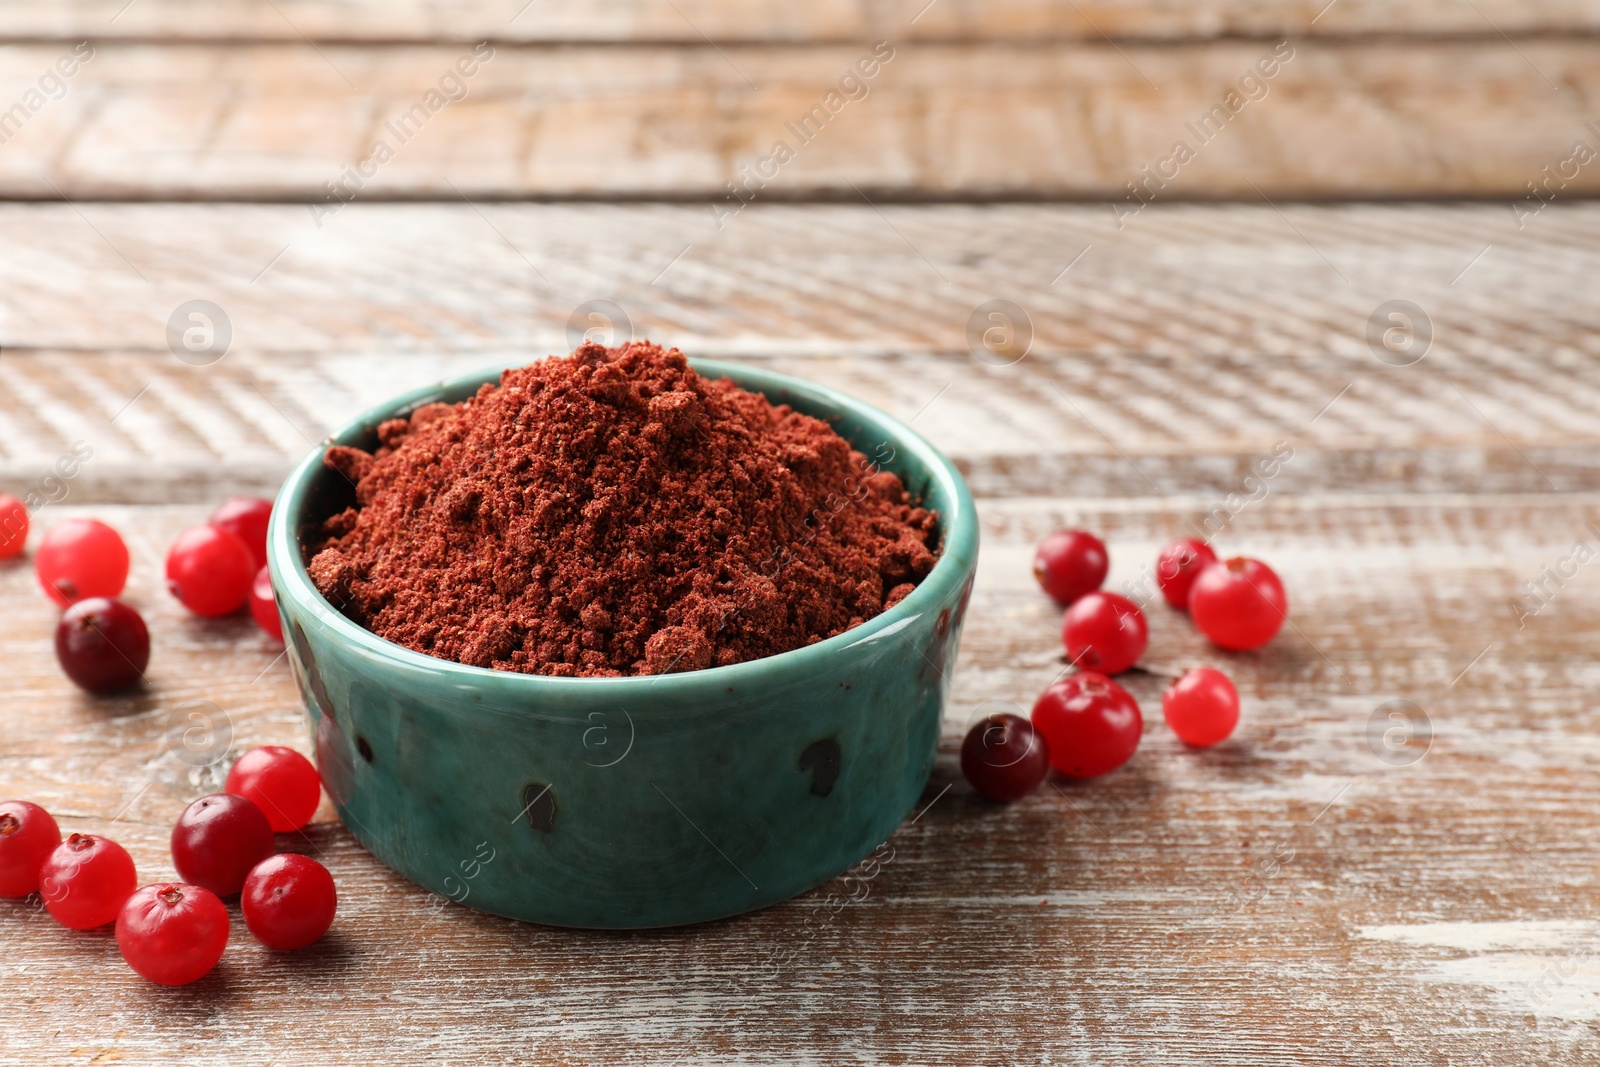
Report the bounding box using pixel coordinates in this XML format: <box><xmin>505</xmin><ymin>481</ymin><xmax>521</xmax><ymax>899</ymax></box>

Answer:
<box><xmin>4</xmin><ymin>4</ymin><xmax>1600</xmax><ymax>1065</ymax></box>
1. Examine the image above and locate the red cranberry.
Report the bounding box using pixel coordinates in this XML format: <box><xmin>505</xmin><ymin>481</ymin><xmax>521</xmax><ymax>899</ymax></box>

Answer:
<box><xmin>1032</xmin><ymin>529</ymin><xmax>1108</xmax><ymax>606</ymax></box>
<box><xmin>1155</xmin><ymin>537</ymin><xmax>1218</xmax><ymax>610</ymax></box>
<box><xmin>1189</xmin><ymin>557</ymin><xmax>1288</xmax><ymax>651</ymax></box>
<box><xmin>35</xmin><ymin>518</ymin><xmax>129</xmax><ymax>607</ymax></box>
<box><xmin>209</xmin><ymin>496</ymin><xmax>272</xmax><ymax>571</ymax></box>
<box><xmin>1163</xmin><ymin>667</ymin><xmax>1240</xmax><ymax>747</ymax></box>
<box><xmin>55</xmin><ymin>598</ymin><xmax>150</xmax><ymax>693</ymax></box>
<box><xmin>242</xmin><ymin>854</ymin><xmax>337</xmax><ymax>950</ymax></box>
<box><xmin>1061</xmin><ymin>591</ymin><xmax>1148</xmax><ymax>675</ymax></box>
<box><xmin>249</xmin><ymin>565</ymin><xmax>283</xmax><ymax>644</ymax></box>
<box><xmin>0</xmin><ymin>494</ymin><xmax>27</xmax><ymax>559</ymax></box>
<box><xmin>960</xmin><ymin>714</ymin><xmax>1049</xmax><ymax>801</ymax></box>
<box><xmin>171</xmin><ymin>793</ymin><xmax>276</xmax><ymax>897</ymax></box>
<box><xmin>226</xmin><ymin>746</ymin><xmax>321</xmax><ymax>833</ymax></box>
<box><xmin>166</xmin><ymin>525</ymin><xmax>256</xmax><ymax>617</ymax></box>
<box><xmin>38</xmin><ymin>833</ymin><xmax>138</xmax><ymax>929</ymax></box>
<box><xmin>117</xmin><ymin>883</ymin><xmax>229</xmax><ymax>985</ymax></box>
<box><xmin>0</xmin><ymin>800</ymin><xmax>63</xmax><ymax>898</ymax></box>
<box><xmin>1031</xmin><ymin>671</ymin><xmax>1143</xmax><ymax>778</ymax></box>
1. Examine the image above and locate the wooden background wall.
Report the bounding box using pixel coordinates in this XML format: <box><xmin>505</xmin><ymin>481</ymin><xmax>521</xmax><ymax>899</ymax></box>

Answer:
<box><xmin>1</xmin><ymin>0</ymin><xmax>1598</xmax><ymax>199</ymax></box>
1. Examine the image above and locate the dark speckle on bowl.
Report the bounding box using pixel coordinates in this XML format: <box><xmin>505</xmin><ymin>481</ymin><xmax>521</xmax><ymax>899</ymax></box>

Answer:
<box><xmin>522</xmin><ymin>783</ymin><xmax>557</xmax><ymax>834</ymax></box>
<box><xmin>289</xmin><ymin>620</ymin><xmax>336</xmax><ymax>720</ymax></box>
<box><xmin>315</xmin><ymin>713</ymin><xmax>356</xmax><ymax>807</ymax></box>
<box><xmin>800</xmin><ymin>738</ymin><xmax>842</xmax><ymax>797</ymax></box>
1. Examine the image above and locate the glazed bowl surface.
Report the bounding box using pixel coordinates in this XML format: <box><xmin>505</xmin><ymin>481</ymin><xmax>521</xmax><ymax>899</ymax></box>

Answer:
<box><xmin>267</xmin><ymin>358</ymin><xmax>979</xmax><ymax>928</ymax></box>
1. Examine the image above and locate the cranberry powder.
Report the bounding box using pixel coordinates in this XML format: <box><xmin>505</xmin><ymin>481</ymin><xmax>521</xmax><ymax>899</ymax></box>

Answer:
<box><xmin>307</xmin><ymin>342</ymin><xmax>939</xmax><ymax>677</ymax></box>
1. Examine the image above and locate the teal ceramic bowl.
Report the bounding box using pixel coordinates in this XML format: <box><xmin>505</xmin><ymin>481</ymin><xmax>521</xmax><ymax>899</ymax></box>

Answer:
<box><xmin>266</xmin><ymin>358</ymin><xmax>978</xmax><ymax>928</ymax></box>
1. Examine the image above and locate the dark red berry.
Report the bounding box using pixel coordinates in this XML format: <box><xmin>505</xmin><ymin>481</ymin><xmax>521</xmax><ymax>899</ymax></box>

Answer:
<box><xmin>39</xmin><ymin>833</ymin><xmax>138</xmax><ymax>929</ymax></box>
<box><xmin>209</xmin><ymin>497</ymin><xmax>273</xmax><ymax>571</ymax></box>
<box><xmin>242</xmin><ymin>853</ymin><xmax>337</xmax><ymax>950</ymax></box>
<box><xmin>249</xmin><ymin>565</ymin><xmax>283</xmax><ymax>644</ymax></box>
<box><xmin>1031</xmin><ymin>671</ymin><xmax>1143</xmax><ymax>778</ymax></box>
<box><xmin>1189</xmin><ymin>557</ymin><xmax>1288</xmax><ymax>651</ymax></box>
<box><xmin>1163</xmin><ymin>667</ymin><xmax>1240</xmax><ymax>747</ymax></box>
<box><xmin>960</xmin><ymin>714</ymin><xmax>1049</xmax><ymax>801</ymax></box>
<box><xmin>226</xmin><ymin>746</ymin><xmax>321</xmax><ymax>833</ymax></box>
<box><xmin>35</xmin><ymin>518</ymin><xmax>129</xmax><ymax>607</ymax></box>
<box><xmin>0</xmin><ymin>494</ymin><xmax>27</xmax><ymax>559</ymax></box>
<box><xmin>166</xmin><ymin>525</ymin><xmax>256</xmax><ymax>617</ymax></box>
<box><xmin>117</xmin><ymin>883</ymin><xmax>229</xmax><ymax>986</ymax></box>
<box><xmin>0</xmin><ymin>800</ymin><xmax>63</xmax><ymax>898</ymax></box>
<box><xmin>171</xmin><ymin>794</ymin><xmax>276</xmax><ymax>898</ymax></box>
<box><xmin>1033</xmin><ymin>529</ymin><xmax>1108</xmax><ymax>606</ymax></box>
<box><xmin>1061</xmin><ymin>591</ymin><xmax>1148</xmax><ymax>675</ymax></box>
<box><xmin>1156</xmin><ymin>538</ymin><xmax>1218</xmax><ymax>610</ymax></box>
<box><xmin>55</xmin><ymin>598</ymin><xmax>150</xmax><ymax>693</ymax></box>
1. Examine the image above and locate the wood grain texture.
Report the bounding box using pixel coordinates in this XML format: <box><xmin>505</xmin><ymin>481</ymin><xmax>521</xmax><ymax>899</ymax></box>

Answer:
<box><xmin>2</xmin><ymin>203</ymin><xmax>1598</xmax><ymax>1064</ymax></box>
<box><xmin>6</xmin><ymin>0</ymin><xmax>1600</xmax><ymax>43</ymax></box>
<box><xmin>0</xmin><ymin>39</ymin><xmax>1596</xmax><ymax>198</ymax></box>
<box><xmin>2</xmin><ymin>203</ymin><xmax>1597</xmax><ymax>501</ymax></box>
<box><xmin>8</xmin><ymin>346</ymin><xmax>1600</xmax><ymax>504</ymax></box>
<box><xmin>2</xmin><ymin>493</ymin><xmax>1596</xmax><ymax>1066</ymax></box>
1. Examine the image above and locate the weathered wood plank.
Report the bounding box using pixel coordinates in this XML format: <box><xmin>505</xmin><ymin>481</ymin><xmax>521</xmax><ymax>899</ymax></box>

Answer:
<box><xmin>4</xmin><ymin>203</ymin><xmax>1591</xmax><ymax>362</ymax></box>
<box><xmin>8</xmin><ymin>347</ymin><xmax>1600</xmax><ymax>504</ymax></box>
<box><xmin>0</xmin><ymin>496</ymin><xmax>1594</xmax><ymax>1065</ymax></box>
<box><xmin>5</xmin><ymin>0</ymin><xmax>1600</xmax><ymax>43</ymax></box>
<box><xmin>0</xmin><ymin>40</ymin><xmax>1595</xmax><ymax>198</ymax></box>
<box><xmin>1</xmin><ymin>203</ymin><xmax>1597</xmax><ymax>501</ymax></box>
<box><xmin>2</xmin><ymin>201</ymin><xmax>1596</xmax><ymax>1064</ymax></box>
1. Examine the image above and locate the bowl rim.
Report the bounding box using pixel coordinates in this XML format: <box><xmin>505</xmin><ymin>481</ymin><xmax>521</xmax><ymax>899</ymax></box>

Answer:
<box><xmin>266</xmin><ymin>355</ymin><xmax>979</xmax><ymax>693</ymax></box>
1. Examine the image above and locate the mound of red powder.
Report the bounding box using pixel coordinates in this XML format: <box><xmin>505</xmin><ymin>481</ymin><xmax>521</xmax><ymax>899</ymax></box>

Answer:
<box><xmin>305</xmin><ymin>341</ymin><xmax>939</xmax><ymax>677</ymax></box>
